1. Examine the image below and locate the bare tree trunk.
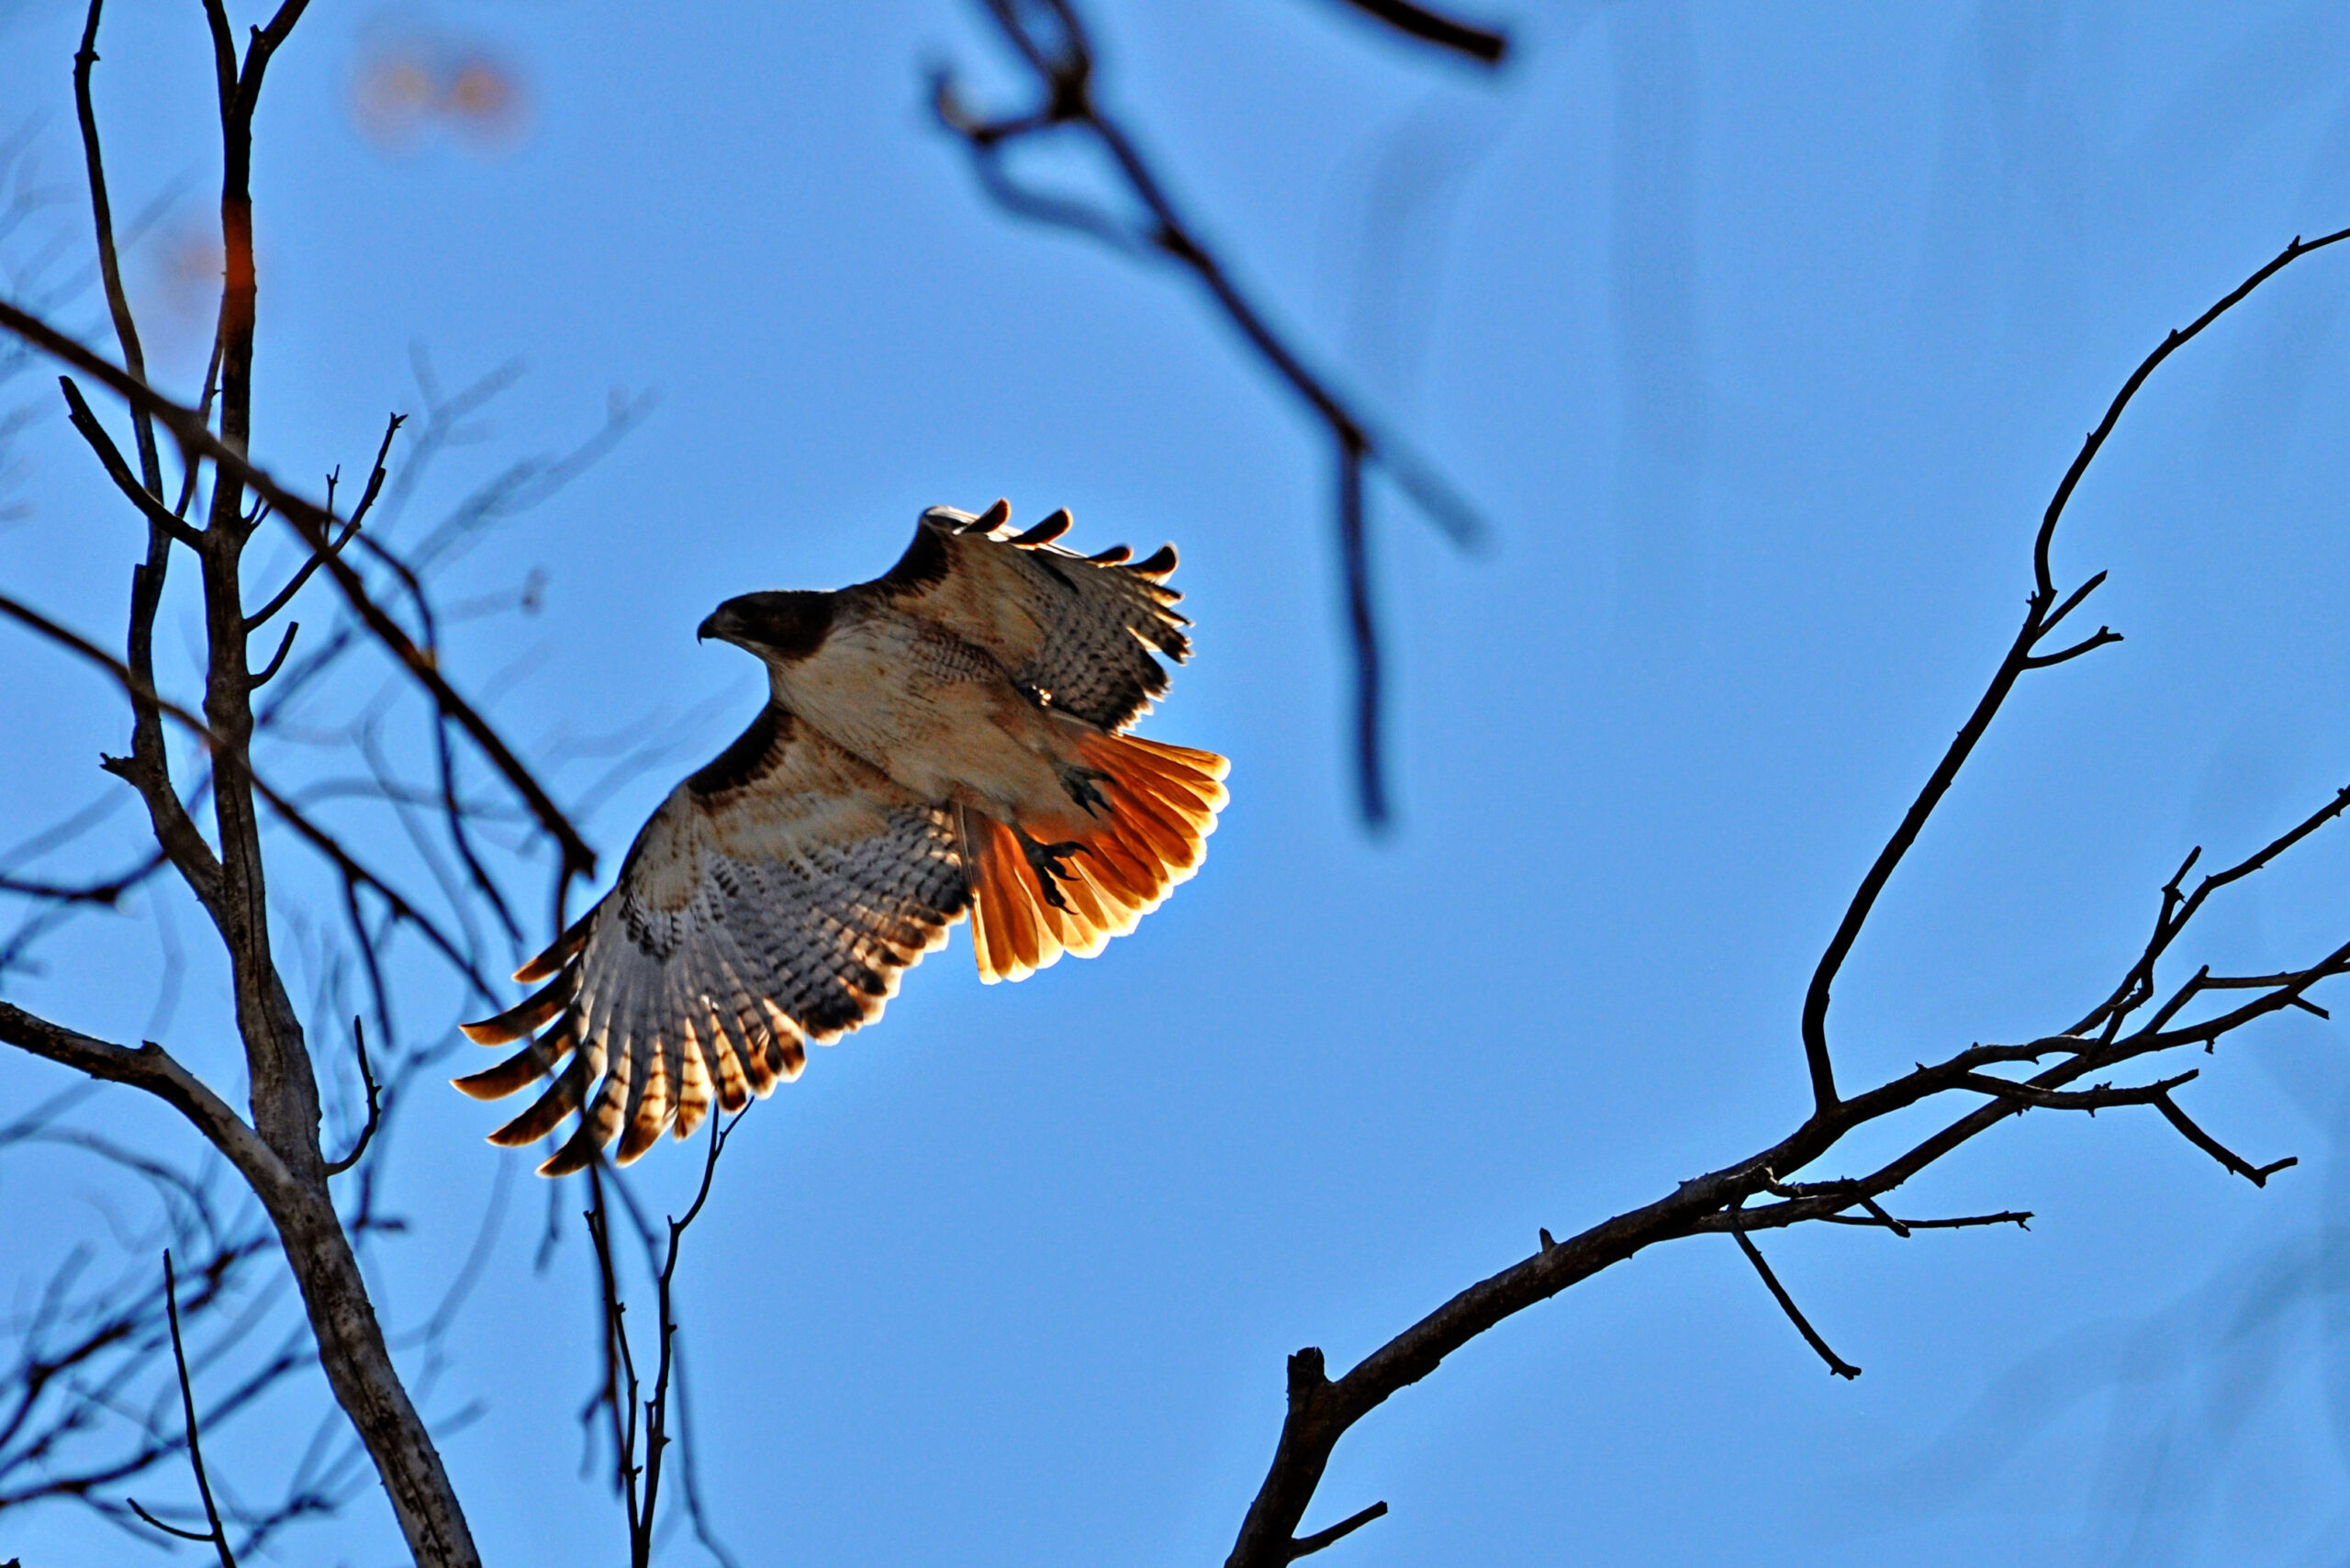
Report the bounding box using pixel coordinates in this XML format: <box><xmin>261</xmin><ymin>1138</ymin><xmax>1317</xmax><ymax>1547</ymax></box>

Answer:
<box><xmin>264</xmin><ymin>1176</ymin><xmax>477</xmax><ymax>1562</ymax></box>
<box><xmin>0</xmin><ymin>3</ymin><xmax>487</xmax><ymax>1559</ymax></box>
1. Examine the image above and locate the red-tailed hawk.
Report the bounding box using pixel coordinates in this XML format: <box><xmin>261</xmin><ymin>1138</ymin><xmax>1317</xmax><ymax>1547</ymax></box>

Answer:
<box><xmin>453</xmin><ymin>502</ymin><xmax>1228</xmax><ymax>1174</ymax></box>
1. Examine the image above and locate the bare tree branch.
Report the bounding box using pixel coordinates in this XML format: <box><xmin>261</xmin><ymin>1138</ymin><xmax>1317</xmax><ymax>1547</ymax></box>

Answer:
<box><xmin>0</xmin><ymin>1005</ymin><xmax>297</xmax><ymax>1204</ymax></box>
<box><xmin>322</xmin><ymin>1019</ymin><xmax>381</xmax><ymax>1178</ymax></box>
<box><xmin>56</xmin><ymin>375</ymin><xmax>202</xmax><ymax>546</ymax></box>
<box><xmin>1729</xmin><ymin>1221</ymin><xmax>1859</xmax><ymax>1379</ymax></box>
<box><xmin>0</xmin><ymin>297</ymin><xmax>598</xmax><ymax>883</ymax></box>
<box><xmin>72</xmin><ymin>0</ymin><xmax>161</xmax><ymax>498</ymax></box>
<box><xmin>1221</xmin><ymin>230</ymin><xmax>2350</xmax><ymax>1567</ymax></box>
<box><xmin>247</xmin><ymin>413</ymin><xmax>400</xmax><ymax>631</ymax></box>
<box><xmin>125</xmin><ymin>1253</ymin><xmax>239</xmax><ymax>1567</ymax></box>
<box><xmin>1796</xmin><ymin>225</ymin><xmax>2350</xmax><ymax>1116</ymax></box>
<box><xmin>1289</xmin><ymin>1498</ymin><xmax>1389</xmax><ymax>1560</ymax></box>
<box><xmin>248</xmin><ymin>619</ymin><xmax>299</xmax><ymax>686</ymax></box>
<box><xmin>581</xmin><ymin>1113</ymin><xmax>744</xmax><ymax>1568</ymax></box>
<box><xmin>2154</xmin><ymin>1094</ymin><xmax>2297</xmax><ymax>1187</ymax></box>
<box><xmin>1951</xmin><ymin>1068</ymin><xmax>2199</xmax><ymax>1109</ymax></box>
<box><xmin>0</xmin><ymin>591</ymin><xmax>497</xmax><ymax>997</ymax></box>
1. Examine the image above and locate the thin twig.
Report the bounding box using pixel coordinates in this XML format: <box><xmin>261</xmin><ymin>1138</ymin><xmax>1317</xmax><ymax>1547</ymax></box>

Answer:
<box><xmin>2020</xmin><ymin>626</ymin><xmax>2122</xmax><ymax>667</ymax></box>
<box><xmin>2154</xmin><ymin>1095</ymin><xmax>2297</xmax><ymax>1187</ymax></box>
<box><xmin>2034</xmin><ymin>227</ymin><xmax>2350</xmax><ymax>599</ymax></box>
<box><xmin>73</xmin><ymin>0</ymin><xmax>162</xmax><ymax>498</ymax></box>
<box><xmin>1325</xmin><ymin>0</ymin><xmax>1506</xmax><ymax>62</ymax></box>
<box><xmin>1815</xmin><ymin>1207</ymin><xmax>2032</xmax><ymax>1233</ymax></box>
<box><xmin>130</xmin><ymin>1252</ymin><xmax>238</xmax><ymax>1568</ymax></box>
<box><xmin>578</xmin><ymin>1114</ymin><xmax>743</xmax><ymax>1568</ymax></box>
<box><xmin>1729</xmin><ymin>1217</ymin><xmax>1859</xmax><ymax>1379</ymax></box>
<box><xmin>1289</xmin><ymin>1499</ymin><xmax>1388</xmax><ymax>1560</ymax></box>
<box><xmin>323</xmin><ymin>1018</ymin><xmax>381</xmax><ymax>1176</ymax></box>
<box><xmin>0</xmin><ymin>849</ymin><xmax>163</xmax><ymax>906</ymax></box>
<box><xmin>1953</xmin><ymin>1069</ymin><xmax>2198</xmax><ymax>1110</ymax></box>
<box><xmin>1334</xmin><ymin>439</ymin><xmax>1384</xmax><ymax>824</ymax></box>
<box><xmin>58</xmin><ymin>376</ymin><xmax>203</xmax><ymax>546</ymax></box>
<box><xmin>248</xmin><ymin>413</ymin><xmax>401</xmax><ymax>631</ymax></box>
<box><xmin>249</xmin><ymin>620</ymin><xmax>297</xmax><ymax>686</ymax></box>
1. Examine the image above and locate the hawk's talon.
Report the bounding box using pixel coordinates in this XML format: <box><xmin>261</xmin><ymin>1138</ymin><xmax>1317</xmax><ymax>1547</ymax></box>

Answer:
<box><xmin>1058</xmin><ymin>764</ymin><xmax>1112</xmax><ymax>816</ymax></box>
<box><xmin>1014</xmin><ymin>827</ymin><xmax>1090</xmax><ymax>909</ymax></box>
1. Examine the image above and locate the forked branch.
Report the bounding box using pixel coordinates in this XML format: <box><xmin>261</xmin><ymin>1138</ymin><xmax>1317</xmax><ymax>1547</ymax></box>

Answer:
<box><xmin>583</xmin><ymin>1113</ymin><xmax>744</xmax><ymax>1568</ymax></box>
<box><xmin>1222</xmin><ymin>231</ymin><xmax>2350</xmax><ymax>1567</ymax></box>
<box><xmin>1796</xmin><ymin>225</ymin><xmax>2350</xmax><ymax>1116</ymax></box>
<box><xmin>125</xmin><ymin>1253</ymin><xmax>238</xmax><ymax>1568</ymax></box>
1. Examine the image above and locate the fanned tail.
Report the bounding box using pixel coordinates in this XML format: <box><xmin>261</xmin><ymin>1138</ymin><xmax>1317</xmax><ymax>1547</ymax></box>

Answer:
<box><xmin>965</xmin><ymin>731</ymin><xmax>1229</xmax><ymax>984</ymax></box>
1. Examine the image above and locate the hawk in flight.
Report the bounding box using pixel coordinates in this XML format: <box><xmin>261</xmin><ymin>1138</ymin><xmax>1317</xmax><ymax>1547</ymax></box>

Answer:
<box><xmin>454</xmin><ymin>502</ymin><xmax>1228</xmax><ymax>1174</ymax></box>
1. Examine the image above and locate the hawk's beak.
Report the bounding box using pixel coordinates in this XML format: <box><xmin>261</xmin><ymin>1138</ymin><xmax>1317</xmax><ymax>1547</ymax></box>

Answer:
<box><xmin>699</xmin><ymin>599</ymin><xmax>760</xmax><ymax>650</ymax></box>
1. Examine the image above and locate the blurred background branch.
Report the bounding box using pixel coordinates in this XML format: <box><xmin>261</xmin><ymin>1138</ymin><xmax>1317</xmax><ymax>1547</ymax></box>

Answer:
<box><xmin>932</xmin><ymin>0</ymin><xmax>1492</xmax><ymax>826</ymax></box>
<box><xmin>1322</xmin><ymin>0</ymin><xmax>1508</xmax><ymax>63</ymax></box>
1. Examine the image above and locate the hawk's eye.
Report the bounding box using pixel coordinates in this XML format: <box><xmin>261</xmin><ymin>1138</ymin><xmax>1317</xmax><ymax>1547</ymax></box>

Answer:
<box><xmin>732</xmin><ymin>591</ymin><xmax>835</xmax><ymax>659</ymax></box>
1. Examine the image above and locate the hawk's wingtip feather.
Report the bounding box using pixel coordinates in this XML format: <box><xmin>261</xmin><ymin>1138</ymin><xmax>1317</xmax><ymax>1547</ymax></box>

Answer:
<box><xmin>1011</xmin><ymin>509</ymin><xmax>1072</xmax><ymax>547</ymax></box>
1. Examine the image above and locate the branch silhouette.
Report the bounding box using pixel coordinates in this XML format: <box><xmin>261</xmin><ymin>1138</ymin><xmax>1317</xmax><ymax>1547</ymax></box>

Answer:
<box><xmin>124</xmin><ymin>1254</ymin><xmax>238</xmax><ymax>1568</ymax></box>
<box><xmin>1323</xmin><ymin>0</ymin><xmax>1507</xmax><ymax>62</ymax></box>
<box><xmin>1220</xmin><ymin>229</ymin><xmax>2350</xmax><ymax>1566</ymax></box>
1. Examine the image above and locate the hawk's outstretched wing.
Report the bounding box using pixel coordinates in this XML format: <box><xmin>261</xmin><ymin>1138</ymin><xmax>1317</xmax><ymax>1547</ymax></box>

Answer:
<box><xmin>857</xmin><ymin>500</ymin><xmax>1191</xmax><ymax>732</ymax></box>
<box><xmin>454</xmin><ymin>704</ymin><xmax>968</xmax><ymax>1175</ymax></box>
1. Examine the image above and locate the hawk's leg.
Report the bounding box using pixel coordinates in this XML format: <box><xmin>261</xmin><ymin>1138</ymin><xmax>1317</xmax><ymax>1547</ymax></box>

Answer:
<box><xmin>1013</xmin><ymin>823</ymin><xmax>1091</xmax><ymax>910</ymax></box>
<box><xmin>1058</xmin><ymin>763</ymin><xmax>1112</xmax><ymax>817</ymax></box>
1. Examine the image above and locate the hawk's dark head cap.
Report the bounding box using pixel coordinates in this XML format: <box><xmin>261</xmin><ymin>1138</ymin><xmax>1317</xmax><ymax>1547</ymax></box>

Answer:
<box><xmin>699</xmin><ymin>590</ymin><xmax>836</xmax><ymax>661</ymax></box>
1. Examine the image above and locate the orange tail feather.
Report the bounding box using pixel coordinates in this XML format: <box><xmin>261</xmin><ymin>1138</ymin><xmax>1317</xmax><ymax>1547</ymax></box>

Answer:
<box><xmin>969</xmin><ymin>812</ymin><xmax>1058</xmax><ymax>982</ymax></box>
<box><xmin>964</xmin><ymin>731</ymin><xmax>1228</xmax><ymax>984</ymax></box>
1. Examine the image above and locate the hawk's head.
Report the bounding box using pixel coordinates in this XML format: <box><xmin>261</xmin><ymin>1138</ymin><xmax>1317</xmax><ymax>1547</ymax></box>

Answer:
<box><xmin>699</xmin><ymin>590</ymin><xmax>835</xmax><ymax>661</ymax></box>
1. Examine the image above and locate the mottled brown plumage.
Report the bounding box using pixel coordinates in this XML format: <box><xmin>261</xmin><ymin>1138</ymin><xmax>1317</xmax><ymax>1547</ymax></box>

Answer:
<box><xmin>457</xmin><ymin>502</ymin><xmax>1228</xmax><ymax>1173</ymax></box>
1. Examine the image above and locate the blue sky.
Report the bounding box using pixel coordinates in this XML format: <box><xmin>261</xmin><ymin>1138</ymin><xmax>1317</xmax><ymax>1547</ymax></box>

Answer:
<box><xmin>6</xmin><ymin>2</ymin><xmax>2350</xmax><ymax>1564</ymax></box>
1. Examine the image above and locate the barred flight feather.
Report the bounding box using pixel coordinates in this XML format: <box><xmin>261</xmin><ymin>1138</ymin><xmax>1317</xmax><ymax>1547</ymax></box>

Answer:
<box><xmin>458</xmin><ymin>704</ymin><xmax>968</xmax><ymax>1175</ymax></box>
<box><xmin>864</xmin><ymin>502</ymin><xmax>1193</xmax><ymax>733</ymax></box>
